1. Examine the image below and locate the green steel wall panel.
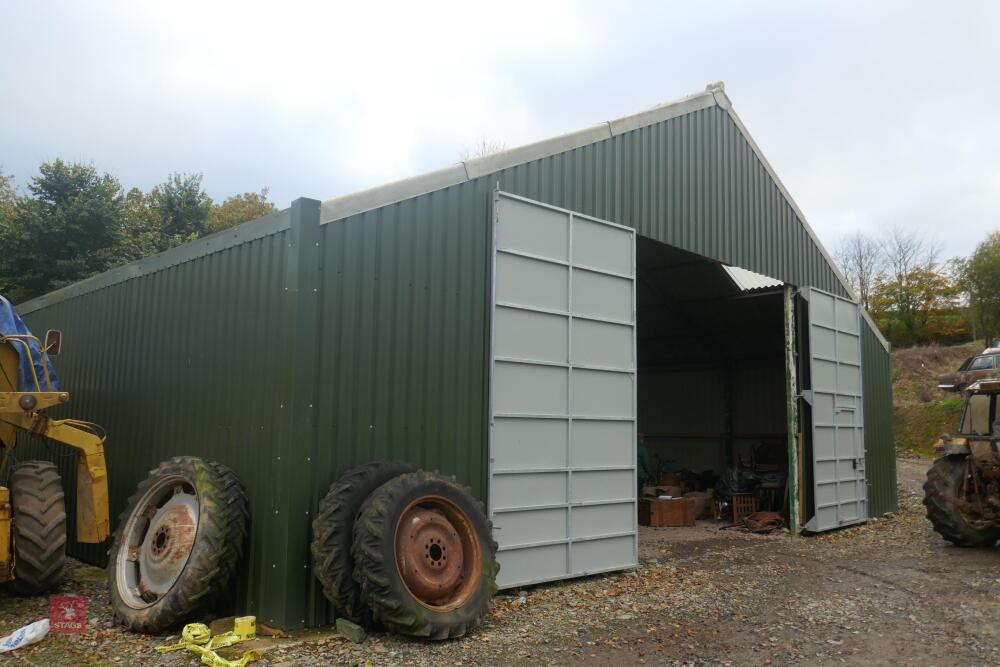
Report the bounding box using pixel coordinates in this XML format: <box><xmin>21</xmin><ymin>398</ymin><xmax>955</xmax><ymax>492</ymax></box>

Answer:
<box><xmin>487</xmin><ymin>108</ymin><xmax>844</xmax><ymax>296</ymax></box>
<box><xmin>862</xmin><ymin>323</ymin><xmax>898</xmax><ymax>516</ymax></box>
<box><xmin>308</xmin><ymin>183</ymin><xmax>493</xmax><ymax>624</ymax></box>
<box><xmin>18</xmin><ymin>213</ymin><xmax>299</xmax><ymax>626</ymax></box>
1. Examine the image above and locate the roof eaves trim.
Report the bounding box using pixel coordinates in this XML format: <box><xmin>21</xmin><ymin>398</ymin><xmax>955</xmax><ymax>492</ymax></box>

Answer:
<box><xmin>464</xmin><ymin>121</ymin><xmax>612</xmax><ymax>180</ymax></box>
<box><xmin>607</xmin><ymin>88</ymin><xmax>717</xmax><ymax>136</ymax></box>
<box><xmin>320</xmin><ymin>163</ymin><xmax>467</xmax><ymax>225</ymax></box>
<box><xmin>319</xmin><ymin>87</ymin><xmax>719</xmax><ymax>225</ymax></box>
<box><xmin>17</xmin><ymin>208</ymin><xmax>292</xmax><ymax>314</ymax></box>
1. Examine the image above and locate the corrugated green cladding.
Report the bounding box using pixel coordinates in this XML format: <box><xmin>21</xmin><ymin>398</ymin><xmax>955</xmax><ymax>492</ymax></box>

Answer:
<box><xmin>313</xmin><ymin>196</ymin><xmax>490</xmax><ymax>490</ymax></box>
<box><xmin>307</xmin><ymin>183</ymin><xmax>494</xmax><ymax>624</ymax></box>
<box><xmin>17</xmin><ymin>209</ymin><xmax>312</xmax><ymax>626</ymax></box>
<box><xmin>862</xmin><ymin>324</ymin><xmax>898</xmax><ymax>516</ymax></box>
<box><xmin>14</xmin><ymin>100</ymin><xmax>897</xmax><ymax>629</ymax></box>
<box><xmin>491</xmin><ymin>107</ymin><xmax>844</xmax><ymax>295</ymax></box>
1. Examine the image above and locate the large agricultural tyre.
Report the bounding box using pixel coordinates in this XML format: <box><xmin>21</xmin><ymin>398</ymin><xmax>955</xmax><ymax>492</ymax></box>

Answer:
<box><xmin>9</xmin><ymin>460</ymin><xmax>67</xmax><ymax>595</ymax></box>
<box><xmin>108</xmin><ymin>457</ymin><xmax>248</xmax><ymax>634</ymax></box>
<box><xmin>923</xmin><ymin>455</ymin><xmax>1000</xmax><ymax>547</ymax></box>
<box><xmin>312</xmin><ymin>460</ymin><xmax>417</xmax><ymax>625</ymax></box>
<box><xmin>352</xmin><ymin>470</ymin><xmax>498</xmax><ymax>640</ymax></box>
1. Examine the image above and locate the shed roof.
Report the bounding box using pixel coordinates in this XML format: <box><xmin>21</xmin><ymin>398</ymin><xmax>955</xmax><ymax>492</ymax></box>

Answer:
<box><xmin>18</xmin><ymin>82</ymin><xmax>887</xmax><ymax>351</ymax></box>
<box><xmin>318</xmin><ymin>82</ymin><xmax>887</xmax><ymax>350</ymax></box>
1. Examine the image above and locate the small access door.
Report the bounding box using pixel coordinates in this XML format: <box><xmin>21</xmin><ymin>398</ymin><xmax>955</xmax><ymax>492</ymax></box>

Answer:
<box><xmin>802</xmin><ymin>287</ymin><xmax>867</xmax><ymax>531</ymax></box>
<box><xmin>488</xmin><ymin>191</ymin><xmax>638</xmax><ymax>589</ymax></box>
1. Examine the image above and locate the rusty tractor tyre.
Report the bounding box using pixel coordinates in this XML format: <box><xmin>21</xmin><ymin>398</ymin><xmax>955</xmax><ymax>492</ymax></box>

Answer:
<box><xmin>108</xmin><ymin>457</ymin><xmax>248</xmax><ymax>633</ymax></box>
<box><xmin>923</xmin><ymin>455</ymin><xmax>1000</xmax><ymax>547</ymax></box>
<box><xmin>352</xmin><ymin>470</ymin><xmax>498</xmax><ymax>640</ymax></box>
<box><xmin>311</xmin><ymin>460</ymin><xmax>417</xmax><ymax>625</ymax></box>
<box><xmin>9</xmin><ymin>460</ymin><xmax>67</xmax><ymax>595</ymax></box>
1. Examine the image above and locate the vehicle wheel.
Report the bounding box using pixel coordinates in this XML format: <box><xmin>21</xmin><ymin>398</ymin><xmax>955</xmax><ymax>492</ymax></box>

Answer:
<box><xmin>9</xmin><ymin>461</ymin><xmax>67</xmax><ymax>595</ymax></box>
<box><xmin>923</xmin><ymin>455</ymin><xmax>1000</xmax><ymax>547</ymax></box>
<box><xmin>352</xmin><ymin>471</ymin><xmax>498</xmax><ymax>640</ymax></box>
<box><xmin>108</xmin><ymin>457</ymin><xmax>248</xmax><ymax>633</ymax></box>
<box><xmin>312</xmin><ymin>460</ymin><xmax>416</xmax><ymax>625</ymax></box>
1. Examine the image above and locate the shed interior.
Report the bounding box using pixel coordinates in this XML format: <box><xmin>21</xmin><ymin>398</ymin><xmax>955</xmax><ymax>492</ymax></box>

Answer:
<box><xmin>635</xmin><ymin>236</ymin><xmax>791</xmax><ymax>520</ymax></box>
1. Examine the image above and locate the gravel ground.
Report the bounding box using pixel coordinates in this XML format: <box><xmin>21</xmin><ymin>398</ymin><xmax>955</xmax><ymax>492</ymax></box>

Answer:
<box><xmin>2</xmin><ymin>457</ymin><xmax>998</xmax><ymax>666</ymax></box>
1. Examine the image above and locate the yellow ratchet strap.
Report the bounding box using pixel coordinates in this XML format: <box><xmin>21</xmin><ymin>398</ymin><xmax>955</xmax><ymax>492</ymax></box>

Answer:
<box><xmin>156</xmin><ymin>622</ymin><xmax>260</xmax><ymax>667</ymax></box>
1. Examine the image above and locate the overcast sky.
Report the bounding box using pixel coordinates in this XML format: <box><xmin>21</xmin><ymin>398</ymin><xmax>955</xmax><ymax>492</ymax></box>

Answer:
<box><xmin>2</xmin><ymin>1</ymin><xmax>998</xmax><ymax>259</ymax></box>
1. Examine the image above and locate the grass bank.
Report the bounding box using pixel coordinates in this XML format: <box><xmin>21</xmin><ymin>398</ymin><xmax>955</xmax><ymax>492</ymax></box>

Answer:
<box><xmin>891</xmin><ymin>341</ymin><xmax>980</xmax><ymax>458</ymax></box>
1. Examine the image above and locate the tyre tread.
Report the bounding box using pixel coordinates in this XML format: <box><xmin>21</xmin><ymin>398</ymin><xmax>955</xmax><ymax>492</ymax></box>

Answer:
<box><xmin>107</xmin><ymin>456</ymin><xmax>249</xmax><ymax>633</ymax></box>
<box><xmin>352</xmin><ymin>470</ymin><xmax>498</xmax><ymax>639</ymax></box>
<box><xmin>923</xmin><ymin>455</ymin><xmax>1000</xmax><ymax>547</ymax></box>
<box><xmin>10</xmin><ymin>460</ymin><xmax>67</xmax><ymax>595</ymax></box>
<box><xmin>311</xmin><ymin>460</ymin><xmax>416</xmax><ymax>625</ymax></box>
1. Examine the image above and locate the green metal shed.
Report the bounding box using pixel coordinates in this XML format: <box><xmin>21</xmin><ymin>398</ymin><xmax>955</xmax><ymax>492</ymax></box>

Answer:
<box><xmin>17</xmin><ymin>82</ymin><xmax>895</xmax><ymax>628</ymax></box>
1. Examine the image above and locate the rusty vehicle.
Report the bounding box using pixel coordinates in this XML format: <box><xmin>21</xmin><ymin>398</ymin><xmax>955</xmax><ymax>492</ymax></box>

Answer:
<box><xmin>0</xmin><ymin>296</ymin><xmax>109</xmax><ymax>593</ymax></box>
<box><xmin>924</xmin><ymin>379</ymin><xmax>1000</xmax><ymax>547</ymax></box>
<box><xmin>938</xmin><ymin>353</ymin><xmax>999</xmax><ymax>392</ymax></box>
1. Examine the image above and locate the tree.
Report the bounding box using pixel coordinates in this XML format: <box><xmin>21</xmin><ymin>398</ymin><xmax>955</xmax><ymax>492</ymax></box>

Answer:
<box><xmin>0</xmin><ymin>170</ymin><xmax>17</xmax><ymax>220</ymax></box>
<box><xmin>870</xmin><ymin>265</ymin><xmax>964</xmax><ymax>347</ymax></box>
<box><xmin>116</xmin><ymin>187</ymin><xmax>161</xmax><ymax>263</ymax></box>
<box><xmin>207</xmin><ymin>189</ymin><xmax>277</xmax><ymax>233</ymax></box>
<box><xmin>0</xmin><ymin>160</ymin><xmax>124</xmax><ymax>302</ymax></box>
<box><xmin>0</xmin><ymin>162</ymin><xmax>281</xmax><ymax>302</ymax></box>
<box><xmin>0</xmin><ymin>171</ymin><xmax>18</xmax><ymax>254</ymax></box>
<box><xmin>882</xmin><ymin>227</ymin><xmax>941</xmax><ymax>287</ymax></box>
<box><xmin>857</xmin><ymin>227</ymin><xmax>968</xmax><ymax>347</ymax></box>
<box><xmin>834</xmin><ymin>231</ymin><xmax>883</xmax><ymax>311</ymax></box>
<box><xmin>147</xmin><ymin>173</ymin><xmax>212</xmax><ymax>244</ymax></box>
<box><xmin>460</xmin><ymin>138</ymin><xmax>507</xmax><ymax>161</ymax></box>
<box><xmin>958</xmin><ymin>232</ymin><xmax>1000</xmax><ymax>346</ymax></box>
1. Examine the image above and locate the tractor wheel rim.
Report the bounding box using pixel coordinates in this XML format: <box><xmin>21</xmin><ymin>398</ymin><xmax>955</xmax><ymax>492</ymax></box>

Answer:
<box><xmin>958</xmin><ymin>466</ymin><xmax>994</xmax><ymax>530</ymax></box>
<box><xmin>394</xmin><ymin>495</ymin><xmax>481</xmax><ymax>611</ymax></box>
<box><xmin>116</xmin><ymin>475</ymin><xmax>199</xmax><ymax>609</ymax></box>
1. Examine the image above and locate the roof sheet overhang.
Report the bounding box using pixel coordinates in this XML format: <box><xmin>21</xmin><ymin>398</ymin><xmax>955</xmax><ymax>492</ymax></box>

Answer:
<box><xmin>723</xmin><ymin>266</ymin><xmax>784</xmax><ymax>293</ymax></box>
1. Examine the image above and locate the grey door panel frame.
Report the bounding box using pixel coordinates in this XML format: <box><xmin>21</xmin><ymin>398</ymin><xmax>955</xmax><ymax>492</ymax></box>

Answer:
<box><xmin>802</xmin><ymin>287</ymin><xmax>868</xmax><ymax>532</ymax></box>
<box><xmin>488</xmin><ymin>190</ymin><xmax>638</xmax><ymax>589</ymax></box>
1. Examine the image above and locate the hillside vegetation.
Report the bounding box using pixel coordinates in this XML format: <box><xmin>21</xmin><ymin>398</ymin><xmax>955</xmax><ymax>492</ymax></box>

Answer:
<box><xmin>892</xmin><ymin>341</ymin><xmax>981</xmax><ymax>458</ymax></box>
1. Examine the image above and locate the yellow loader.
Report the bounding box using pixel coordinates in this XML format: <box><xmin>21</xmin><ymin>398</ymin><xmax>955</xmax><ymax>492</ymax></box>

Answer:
<box><xmin>0</xmin><ymin>322</ymin><xmax>109</xmax><ymax>594</ymax></box>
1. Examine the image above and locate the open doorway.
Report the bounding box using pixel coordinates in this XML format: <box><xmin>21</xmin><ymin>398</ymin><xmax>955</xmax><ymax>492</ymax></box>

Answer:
<box><xmin>636</xmin><ymin>237</ymin><xmax>792</xmax><ymax>526</ymax></box>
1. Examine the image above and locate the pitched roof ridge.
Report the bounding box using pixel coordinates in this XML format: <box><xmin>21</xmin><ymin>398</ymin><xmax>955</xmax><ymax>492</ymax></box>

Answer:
<box><xmin>319</xmin><ymin>85</ymin><xmax>720</xmax><ymax>225</ymax></box>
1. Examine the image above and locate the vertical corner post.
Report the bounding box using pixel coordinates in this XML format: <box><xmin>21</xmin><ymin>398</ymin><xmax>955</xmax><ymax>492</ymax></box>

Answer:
<box><xmin>783</xmin><ymin>285</ymin><xmax>801</xmax><ymax>535</ymax></box>
<box><xmin>263</xmin><ymin>197</ymin><xmax>323</xmax><ymax>628</ymax></box>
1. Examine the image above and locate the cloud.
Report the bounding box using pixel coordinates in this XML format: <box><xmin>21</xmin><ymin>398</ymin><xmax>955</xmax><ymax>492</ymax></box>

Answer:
<box><xmin>1</xmin><ymin>1</ymin><xmax>997</xmax><ymax>258</ymax></box>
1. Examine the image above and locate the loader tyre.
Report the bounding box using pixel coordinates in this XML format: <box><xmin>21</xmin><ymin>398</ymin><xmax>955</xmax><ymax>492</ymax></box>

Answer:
<box><xmin>108</xmin><ymin>457</ymin><xmax>248</xmax><ymax>633</ymax></box>
<box><xmin>923</xmin><ymin>455</ymin><xmax>1000</xmax><ymax>547</ymax></box>
<box><xmin>312</xmin><ymin>460</ymin><xmax>417</xmax><ymax>625</ymax></box>
<box><xmin>352</xmin><ymin>470</ymin><xmax>498</xmax><ymax>640</ymax></box>
<box><xmin>9</xmin><ymin>460</ymin><xmax>67</xmax><ymax>595</ymax></box>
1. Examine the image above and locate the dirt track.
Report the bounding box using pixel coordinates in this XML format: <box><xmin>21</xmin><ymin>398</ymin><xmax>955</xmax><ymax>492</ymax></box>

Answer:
<box><xmin>2</xmin><ymin>457</ymin><xmax>999</xmax><ymax>666</ymax></box>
